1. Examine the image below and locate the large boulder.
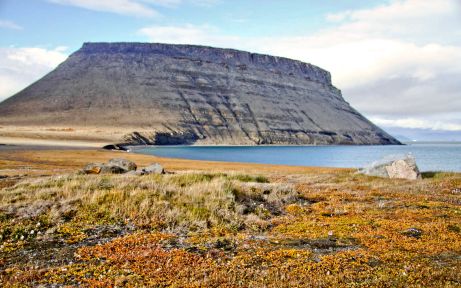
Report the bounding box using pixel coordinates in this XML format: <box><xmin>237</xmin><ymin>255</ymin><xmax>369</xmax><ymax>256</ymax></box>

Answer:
<box><xmin>82</xmin><ymin>158</ymin><xmax>137</xmax><ymax>174</ymax></box>
<box><xmin>107</xmin><ymin>158</ymin><xmax>137</xmax><ymax>172</ymax></box>
<box><xmin>359</xmin><ymin>154</ymin><xmax>421</xmax><ymax>180</ymax></box>
<box><xmin>100</xmin><ymin>165</ymin><xmax>127</xmax><ymax>174</ymax></box>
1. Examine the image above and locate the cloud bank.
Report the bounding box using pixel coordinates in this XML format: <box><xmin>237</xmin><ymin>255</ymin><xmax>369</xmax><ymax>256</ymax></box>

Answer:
<box><xmin>0</xmin><ymin>47</ymin><xmax>68</xmax><ymax>101</ymax></box>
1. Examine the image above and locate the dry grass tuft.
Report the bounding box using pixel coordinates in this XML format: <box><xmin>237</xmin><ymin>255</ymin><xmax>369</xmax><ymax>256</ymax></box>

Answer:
<box><xmin>0</xmin><ymin>172</ymin><xmax>295</xmax><ymax>239</ymax></box>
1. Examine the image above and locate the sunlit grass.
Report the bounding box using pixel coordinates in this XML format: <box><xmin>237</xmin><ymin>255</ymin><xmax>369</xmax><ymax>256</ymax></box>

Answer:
<box><xmin>1</xmin><ymin>169</ymin><xmax>461</xmax><ymax>286</ymax></box>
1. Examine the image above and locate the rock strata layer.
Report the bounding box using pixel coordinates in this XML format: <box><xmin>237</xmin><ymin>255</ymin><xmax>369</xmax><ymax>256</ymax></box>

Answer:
<box><xmin>0</xmin><ymin>42</ymin><xmax>400</xmax><ymax>145</ymax></box>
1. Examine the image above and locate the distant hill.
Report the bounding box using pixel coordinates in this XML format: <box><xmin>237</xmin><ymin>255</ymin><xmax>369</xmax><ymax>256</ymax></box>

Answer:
<box><xmin>392</xmin><ymin>134</ymin><xmax>413</xmax><ymax>142</ymax></box>
<box><xmin>0</xmin><ymin>42</ymin><xmax>400</xmax><ymax>145</ymax></box>
<box><xmin>386</xmin><ymin>127</ymin><xmax>460</xmax><ymax>143</ymax></box>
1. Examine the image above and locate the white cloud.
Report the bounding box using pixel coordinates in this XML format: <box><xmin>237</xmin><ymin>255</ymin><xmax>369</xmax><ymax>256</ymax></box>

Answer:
<box><xmin>48</xmin><ymin>0</ymin><xmax>219</xmax><ymax>16</ymax></box>
<box><xmin>48</xmin><ymin>0</ymin><xmax>160</xmax><ymax>17</ymax></box>
<box><xmin>0</xmin><ymin>47</ymin><xmax>68</xmax><ymax>102</ymax></box>
<box><xmin>0</xmin><ymin>20</ymin><xmax>23</xmax><ymax>30</ymax></box>
<box><xmin>140</xmin><ymin>0</ymin><xmax>182</xmax><ymax>7</ymax></box>
<box><xmin>371</xmin><ymin>117</ymin><xmax>461</xmax><ymax>131</ymax></box>
<box><xmin>325</xmin><ymin>11</ymin><xmax>352</xmax><ymax>22</ymax></box>
<box><xmin>139</xmin><ymin>0</ymin><xmax>461</xmax><ymax>131</ymax></box>
<box><xmin>142</xmin><ymin>0</ymin><xmax>220</xmax><ymax>7</ymax></box>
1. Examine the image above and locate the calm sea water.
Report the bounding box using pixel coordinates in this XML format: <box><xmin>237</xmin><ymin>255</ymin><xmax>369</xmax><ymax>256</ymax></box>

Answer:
<box><xmin>134</xmin><ymin>143</ymin><xmax>461</xmax><ymax>172</ymax></box>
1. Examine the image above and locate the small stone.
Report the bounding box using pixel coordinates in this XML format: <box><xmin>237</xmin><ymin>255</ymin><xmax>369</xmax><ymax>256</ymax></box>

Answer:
<box><xmin>20</xmin><ymin>235</ymin><xmax>25</xmax><ymax>240</ymax></box>
<box><xmin>30</xmin><ymin>230</ymin><xmax>35</xmax><ymax>235</ymax></box>
<box><xmin>402</xmin><ymin>228</ymin><xmax>423</xmax><ymax>239</ymax></box>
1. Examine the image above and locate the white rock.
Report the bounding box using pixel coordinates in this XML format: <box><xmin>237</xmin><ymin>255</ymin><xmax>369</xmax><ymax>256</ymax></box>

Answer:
<box><xmin>359</xmin><ymin>154</ymin><xmax>421</xmax><ymax>180</ymax></box>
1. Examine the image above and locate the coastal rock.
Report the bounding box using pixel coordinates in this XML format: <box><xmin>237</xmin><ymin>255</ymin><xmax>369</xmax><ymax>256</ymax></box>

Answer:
<box><xmin>0</xmin><ymin>42</ymin><xmax>400</xmax><ymax>146</ymax></box>
<box><xmin>102</xmin><ymin>144</ymin><xmax>129</xmax><ymax>152</ymax></box>
<box><xmin>360</xmin><ymin>155</ymin><xmax>421</xmax><ymax>180</ymax></box>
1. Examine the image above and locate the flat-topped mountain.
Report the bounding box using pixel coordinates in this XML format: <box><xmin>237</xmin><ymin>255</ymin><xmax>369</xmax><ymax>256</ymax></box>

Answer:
<box><xmin>0</xmin><ymin>42</ymin><xmax>400</xmax><ymax>145</ymax></box>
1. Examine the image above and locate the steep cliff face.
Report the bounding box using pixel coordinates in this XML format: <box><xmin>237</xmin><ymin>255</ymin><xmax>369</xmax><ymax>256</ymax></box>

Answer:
<box><xmin>0</xmin><ymin>42</ymin><xmax>400</xmax><ymax>145</ymax></box>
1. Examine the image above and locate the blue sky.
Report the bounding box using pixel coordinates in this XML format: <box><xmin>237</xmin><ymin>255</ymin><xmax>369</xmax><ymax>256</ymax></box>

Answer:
<box><xmin>1</xmin><ymin>0</ymin><xmax>461</xmax><ymax>140</ymax></box>
<box><xmin>0</xmin><ymin>0</ymin><xmax>384</xmax><ymax>49</ymax></box>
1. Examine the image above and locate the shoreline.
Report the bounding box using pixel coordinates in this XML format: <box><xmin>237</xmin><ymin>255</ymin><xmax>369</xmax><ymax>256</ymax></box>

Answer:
<box><xmin>0</xmin><ymin>144</ymin><xmax>349</xmax><ymax>176</ymax></box>
<box><xmin>2</xmin><ymin>140</ymin><xmax>460</xmax><ymax>173</ymax></box>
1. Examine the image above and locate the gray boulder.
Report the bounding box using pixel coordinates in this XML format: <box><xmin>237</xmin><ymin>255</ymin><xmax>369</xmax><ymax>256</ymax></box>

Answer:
<box><xmin>140</xmin><ymin>163</ymin><xmax>164</xmax><ymax>175</ymax></box>
<box><xmin>359</xmin><ymin>154</ymin><xmax>421</xmax><ymax>180</ymax></box>
<box><xmin>124</xmin><ymin>163</ymin><xmax>164</xmax><ymax>176</ymax></box>
<box><xmin>83</xmin><ymin>162</ymin><xmax>126</xmax><ymax>174</ymax></box>
<box><xmin>107</xmin><ymin>158</ymin><xmax>137</xmax><ymax>172</ymax></box>
<box><xmin>82</xmin><ymin>158</ymin><xmax>137</xmax><ymax>174</ymax></box>
<box><xmin>99</xmin><ymin>165</ymin><xmax>127</xmax><ymax>174</ymax></box>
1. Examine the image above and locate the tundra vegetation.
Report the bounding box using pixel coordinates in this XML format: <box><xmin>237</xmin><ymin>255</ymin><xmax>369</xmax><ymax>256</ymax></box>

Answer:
<box><xmin>0</xmin><ymin>154</ymin><xmax>460</xmax><ymax>287</ymax></box>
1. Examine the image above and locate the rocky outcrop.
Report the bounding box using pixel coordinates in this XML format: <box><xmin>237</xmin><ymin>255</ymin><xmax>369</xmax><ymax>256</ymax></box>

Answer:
<box><xmin>82</xmin><ymin>159</ymin><xmax>164</xmax><ymax>175</ymax></box>
<box><xmin>122</xmin><ymin>131</ymin><xmax>199</xmax><ymax>145</ymax></box>
<box><xmin>0</xmin><ymin>42</ymin><xmax>400</xmax><ymax>145</ymax></box>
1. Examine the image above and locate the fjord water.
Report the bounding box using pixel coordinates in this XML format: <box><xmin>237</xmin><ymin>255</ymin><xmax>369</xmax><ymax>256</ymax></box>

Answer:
<box><xmin>135</xmin><ymin>143</ymin><xmax>461</xmax><ymax>172</ymax></box>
